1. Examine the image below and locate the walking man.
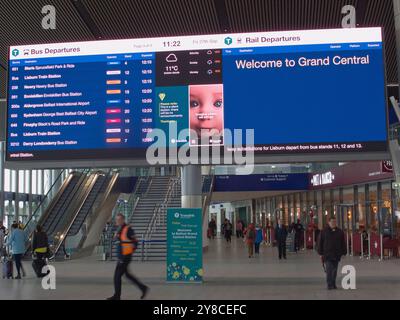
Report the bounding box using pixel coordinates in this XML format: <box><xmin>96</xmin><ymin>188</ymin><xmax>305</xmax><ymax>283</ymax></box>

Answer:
<box><xmin>275</xmin><ymin>219</ymin><xmax>288</xmax><ymax>260</ymax></box>
<box><xmin>107</xmin><ymin>213</ymin><xmax>149</xmax><ymax>300</ymax></box>
<box><xmin>318</xmin><ymin>218</ymin><xmax>347</xmax><ymax>290</ymax></box>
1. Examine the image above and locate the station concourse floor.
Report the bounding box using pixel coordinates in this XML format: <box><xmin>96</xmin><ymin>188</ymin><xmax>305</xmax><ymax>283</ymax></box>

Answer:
<box><xmin>1</xmin><ymin>237</ymin><xmax>400</xmax><ymax>300</ymax></box>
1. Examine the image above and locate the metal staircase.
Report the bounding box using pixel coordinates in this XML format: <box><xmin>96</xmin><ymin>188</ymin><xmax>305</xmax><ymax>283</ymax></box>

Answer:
<box><xmin>107</xmin><ymin>173</ymin><xmax>215</xmax><ymax>262</ymax></box>
<box><xmin>108</xmin><ymin>176</ymin><xmax>181</xmax><ymax>261</ymax></box>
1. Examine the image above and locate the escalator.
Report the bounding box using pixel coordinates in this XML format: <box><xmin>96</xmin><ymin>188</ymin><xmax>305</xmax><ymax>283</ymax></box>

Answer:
<box><xmin>41</xmin><ymin>172</ymin><xmax>89</xmax><ymax>236</ymax></box>
<box><xmin>24</xmin><ymin>170</ymin><xmax>87</xmax><ymax>253</ymax></box>
<box><xmin>66</xmin><ymin>173</ymin><xmax>110</xmax><ymax>237</ymax></box>
<box><xmin>52</xmin><ymin>170</ymin><xmax>121</xmax><ymax>259</ymax></box>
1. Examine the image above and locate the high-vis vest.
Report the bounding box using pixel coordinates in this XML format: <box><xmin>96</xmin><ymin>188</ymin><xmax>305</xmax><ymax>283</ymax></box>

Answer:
<box><xmin>119</xmin><ymin>225</ymin><xmax>135</xmax><ymax>256</ymax></box>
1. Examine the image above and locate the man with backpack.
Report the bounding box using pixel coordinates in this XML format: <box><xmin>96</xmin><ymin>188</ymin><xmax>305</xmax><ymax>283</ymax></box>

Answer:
<box><xmin>107</xmin><ymin>213</ymin><xmax>149</xmax><ymax>300</ymax></box>
<box><xmin>246</xmin><ymin>224</ymin><xmax>256</xmax><ymax>258</ymax></box>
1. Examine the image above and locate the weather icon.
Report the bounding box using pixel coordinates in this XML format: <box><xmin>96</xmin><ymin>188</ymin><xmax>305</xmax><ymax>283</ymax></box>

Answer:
<box><xmin>166</xmin><ymin>53</ymin><xmax>178</xmax><ymax>63</ymax></box>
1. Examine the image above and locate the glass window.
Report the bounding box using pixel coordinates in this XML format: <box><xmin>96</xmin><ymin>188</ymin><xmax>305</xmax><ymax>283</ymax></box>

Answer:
<box><xmin>4</xmin><ymin>169</ymin><xmax>11</xmax><ymax>192</ymax></box>
<box><xmin>369</xmin><ymin>184</ymin><xmax>378</xmax><ymax>233</ymax></box>
<box><xmin>381</xmin><ymin>182</ymin><xmax>392</xmax><ymax>236</ymax></box>
<box><xmin>358</xmin><ymin>185</ymin><xmax>367</xmax><ymax>230</ymax></box>
<box><xmin>342</xmin><ymin>187</ymin><xmax>354</xmax><ymax>232</ymax></box>
<box><xmin>11</xmin><ymin>170</ymin><xmax>16</xmax><ymax>193</ymax></box>
<box><xmin>18</xmin><ymin>170</ymin><xmax>25</xmax><ymax>193</ymax></box>
<box><xmin>32</xmin><ymin>170</ymin><xmax>37</xmax><ymax>195</ymax></box>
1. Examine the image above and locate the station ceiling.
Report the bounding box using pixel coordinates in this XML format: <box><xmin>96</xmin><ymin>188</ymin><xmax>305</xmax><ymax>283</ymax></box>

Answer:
<box><xmin>0</xmin><ymin>0</ymin><xmax>397</xmax><ymax>99</ymax></box>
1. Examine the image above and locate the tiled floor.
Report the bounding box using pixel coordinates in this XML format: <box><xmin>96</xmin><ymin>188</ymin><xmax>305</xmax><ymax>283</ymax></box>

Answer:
<box><xmin>0</xmin><ymin>237</ymin><xmax>399</xmax><ymax>300</ymax></box>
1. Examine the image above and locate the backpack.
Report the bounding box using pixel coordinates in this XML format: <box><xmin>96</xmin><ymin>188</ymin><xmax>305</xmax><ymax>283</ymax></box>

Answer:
<box><xmin>248</xmin><ymin>229</ymin><xmax>255</xmax><ymax>240</ymax></box>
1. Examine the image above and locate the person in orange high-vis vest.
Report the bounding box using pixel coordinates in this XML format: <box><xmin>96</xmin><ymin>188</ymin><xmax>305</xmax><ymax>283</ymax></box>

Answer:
<box><xmin>107</xmin><ymin>213</ymin><xmax>149</xmax><ymax>300</ymax></box>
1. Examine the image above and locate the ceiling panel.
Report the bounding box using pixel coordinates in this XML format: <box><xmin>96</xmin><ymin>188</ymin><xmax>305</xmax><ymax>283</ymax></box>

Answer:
<box><xmin>0</xmin><ymin>0</ymin><xmax>96</xmax><ymax>98</ymax></box>
<box><xmin>81</xmin><ymin>0</ymin><xmax>221</xmax><ymax>39</ymax></box>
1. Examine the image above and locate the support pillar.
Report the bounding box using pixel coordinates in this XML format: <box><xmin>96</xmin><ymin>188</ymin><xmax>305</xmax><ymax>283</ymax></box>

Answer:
<box><xmin>181</xmin><ymin>165</ymin><xmax>208</xmax><ymax>249</ymax></box>
<box><xmin>181</xmin><ymin>165</ymin><xmax>202</xmax><ymax>209</ymax></box>
<box><xmin>27</xmin><ymin>170</ymin><xmax>33</xmax><ymax>220</ymax></box>
<box><xmin>15</xmin><ymin>170</ymin><xmax>19</xmax><ymax>222</ymax></box>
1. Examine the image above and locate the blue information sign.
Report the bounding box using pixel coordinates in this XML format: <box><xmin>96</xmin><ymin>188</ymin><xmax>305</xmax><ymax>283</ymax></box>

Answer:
<box><xmin>167</xmin><ymin>208</ymin><xmax>203</xmax><ymax>283</ymax></box>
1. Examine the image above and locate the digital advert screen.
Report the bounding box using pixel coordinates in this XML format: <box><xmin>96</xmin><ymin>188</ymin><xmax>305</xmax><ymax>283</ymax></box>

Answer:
<box><xmin>6</xmin><ymin>27</ymin><xmax>388</xmax><ymax>164</ymax></box>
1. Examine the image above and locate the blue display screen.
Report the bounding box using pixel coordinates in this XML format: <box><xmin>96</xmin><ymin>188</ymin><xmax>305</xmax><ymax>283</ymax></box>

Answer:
<box><xmin>6</xmin><ymin>29</ymin><xmax>388</xmax><ymax>163</ymax></box>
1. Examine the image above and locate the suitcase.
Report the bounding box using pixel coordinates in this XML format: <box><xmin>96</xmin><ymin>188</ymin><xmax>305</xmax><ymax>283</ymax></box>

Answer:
<box><xmin>2</xmin><ymin>259</ymin><xmax>13</xmax><ymax>279</ymax></box>
<box><xmin>32</xmin><ymin>258</ymin><xmax>47</xmax><ymax>278</ymax></box>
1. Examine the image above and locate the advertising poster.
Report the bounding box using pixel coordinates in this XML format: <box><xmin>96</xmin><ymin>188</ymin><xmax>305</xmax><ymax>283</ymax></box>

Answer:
<box><xmin>167</xmin><ymin>208</ymin><xmax>203</xmax><ymax>283</ymax></box>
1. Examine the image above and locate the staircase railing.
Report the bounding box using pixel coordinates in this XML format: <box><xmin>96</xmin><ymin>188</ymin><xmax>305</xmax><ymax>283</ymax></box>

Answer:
<box><xmin>202</xmin><ymin>174</ymin><xmax>215</xmax><ymax>215</ymax></box>
<box><xmin>118</xmin><ymin>172</ymin><xmax>153</xmax><ymax>221</ymax></box>
<box><xmin>142</xmin><ymin>177</ymin><xmax>178</xmax><ymax>260</ymax></box>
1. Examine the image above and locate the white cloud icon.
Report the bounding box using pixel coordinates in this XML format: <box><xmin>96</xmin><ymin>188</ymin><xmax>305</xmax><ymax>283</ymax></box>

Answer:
<box><xmin>166</xmin><ymin>53</ymin><xmax>178</xmax><ymax>63</ymax></box>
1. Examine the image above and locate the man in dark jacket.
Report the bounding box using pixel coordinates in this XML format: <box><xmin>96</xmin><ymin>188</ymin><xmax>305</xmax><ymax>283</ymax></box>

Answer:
<box><xmin>32</xmin><ymin>225</ymin><xmax>49</xmax><ymax>257</ymax></box>
<box><xmin>275</xmin><ymin>219</ymin><xmax>288</xmax><ymax>260</ymax></box>
<box><xmin>318</xmin><ymin>218</ymin><xmax>347</xmax><ymax>290</ymax></box>
<box><xmin>294</xmin><ymin>219</ymin><xmax>304</xmax><ymax>252</ymax></box>
<box><xmin>32</xmin><ymin>225</ymin><xmax>50</xmax><ymax>278</ymax></box>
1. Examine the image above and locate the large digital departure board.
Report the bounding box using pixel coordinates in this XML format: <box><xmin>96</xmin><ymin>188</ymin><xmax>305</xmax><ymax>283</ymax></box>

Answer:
<box><xmin>6</xmin><ymin>28</ymin><xmax>388</xmax><ymax>166</ymax></box>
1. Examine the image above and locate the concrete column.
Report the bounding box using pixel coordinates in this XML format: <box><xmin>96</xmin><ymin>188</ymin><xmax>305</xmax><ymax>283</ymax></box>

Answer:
<box><xmin>27</xmin><ymin>170</ymin><xmax>33</xmax><ymax>219</ymax></box>
<box><xmin>15</xmin><ymin>170</ymin><xmax>19</xmax><ymax>222</ymax></box>
<box><xmin>40</xmin><ymin>170</ymin><xmax>45</xmax><ymax>195</ymax></box>
<box><xmin>181</xmin><ymin>165</ymin><xmax>202</xmax><ymax>209</ymax></box>
<box><xmin>181</xmin><ymin>165</ymin><xmax>207</xmax><ymax>249</ymax></box>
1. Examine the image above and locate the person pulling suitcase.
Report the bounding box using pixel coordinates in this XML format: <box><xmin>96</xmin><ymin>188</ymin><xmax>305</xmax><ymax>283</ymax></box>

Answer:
<box><xmin>2</xmin><ymin>245</ymin><xmax>13</xmax><ymax>279</ymax></box>
<box><xmin>6</xmin><ymin>223</ymin><xmax>27</xmax><ymax>279</ymax></box>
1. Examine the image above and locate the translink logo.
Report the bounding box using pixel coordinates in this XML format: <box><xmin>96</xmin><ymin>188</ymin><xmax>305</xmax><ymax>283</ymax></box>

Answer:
<box><xmin>224</xmin><ymin>37</ymin><xmax>233</xmax><ymax>45</ymax></box>
<box><xmin>11</xmin><ymin>49</ymin><xmax>19</xmax><ymax>57</ymax></box>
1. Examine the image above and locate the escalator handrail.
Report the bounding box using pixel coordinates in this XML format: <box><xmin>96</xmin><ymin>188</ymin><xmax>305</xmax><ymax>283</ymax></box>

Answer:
<box><xmin>44</xmin><ymin>169</ymin><xmax>92</xmax><ymax>236</ymax></box>
<box><xmin>80</xmin><ymin>170</ymin><xmax>120</xmax><ymax>256</ymax></box>
<box><xmin>67</xmin><ymin>169</ymin><xmax>112</xmax><ymax>237</ymax></box>
<box><xmin>23</xmin><ymin>169</ymin><xmax>67</xmax><ymax>233</ymax></box>
<box><xmin>51</xmin><ymin>171</ymin><xmax>102</xmax><ymax>256</ymax></box>
<box><xmin>25</xmin><ymin>169</ymin><xmax>91</xmax><ymax>255</ymax></box>
<box><xmin>55</xmin><ymin>170</ymin><xmax>119</xmax><ymax>256</ymax></box>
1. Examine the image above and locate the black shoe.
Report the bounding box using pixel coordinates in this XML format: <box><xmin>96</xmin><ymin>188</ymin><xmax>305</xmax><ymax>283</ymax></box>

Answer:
<box><xmin>141</xmin><ymin>286</ymin><xmax>149</xmax><ymax>300</ymax></box>
<box><xmin>106</xmin><ymin>296</ymin><xmax>120</xmax><ymax>300</ymax></box>
<box><xmin>15</xmin><ymin>275</ymin><xmax>21</xmax><ymax>280</ymax></box>
<box><xmin>327</xmin><ymin>287</ymin><xmax>334</xmax><ymax>290</ymax></box>
<box><xmin>333</xmin><ymin>285</ymin><xmax>338</xmax><ymax>290</ymax></box>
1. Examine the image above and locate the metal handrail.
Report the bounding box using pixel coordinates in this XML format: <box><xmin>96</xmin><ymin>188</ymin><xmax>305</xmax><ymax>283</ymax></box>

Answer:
<box><xmin>202</xmin><ymin>174</ymin><xmax>215</xmax><ymax>214</ymax></box>
<box><xmin>25</xmin><ymin>169</ymin><xmax>92</xmax><ymax>255</ymax></box>
<box><xmin>24</xmin><ymin>169</ymin><xmax>67</xmax><ymax>234</ymax></box>
<box><xmin>80</xmin><ymin>170</ymin><xmax>120</xmax><ymax>260</ymax></box>
<box><xmin>142</xmin><ymin>177</ymin><xmax>178</xmax><ymax>260</ymax></box>
<box><xmin>53</xmin><ymin>170</ymin><xmax>113</xmax><ymax>256</ymax></box>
